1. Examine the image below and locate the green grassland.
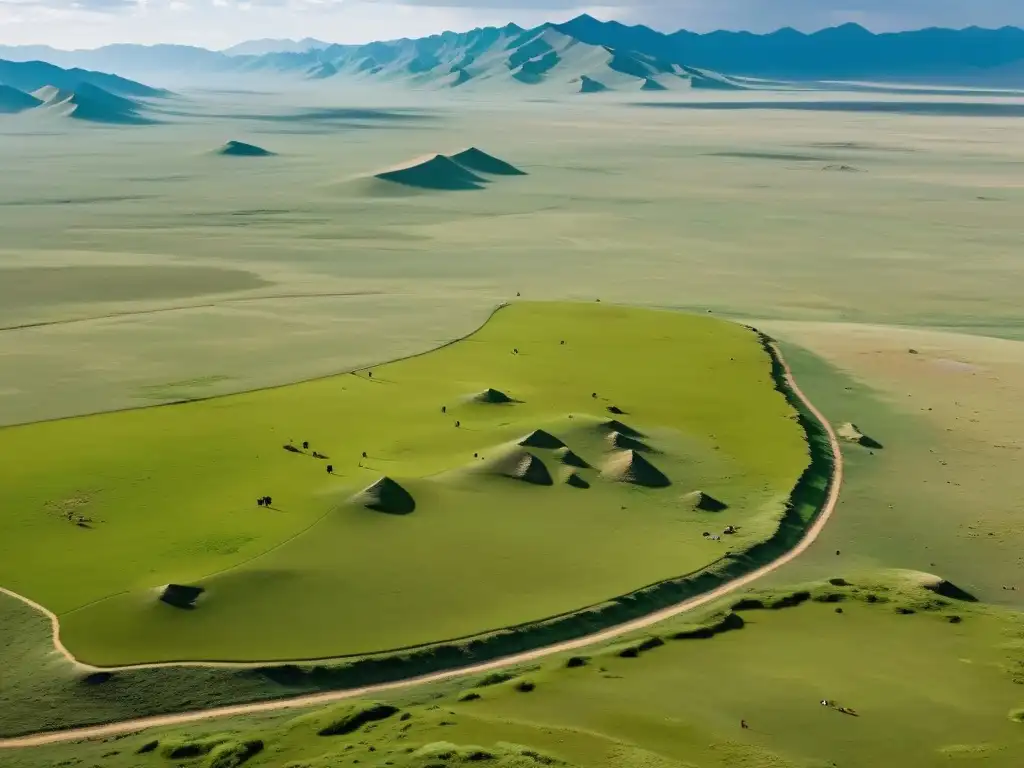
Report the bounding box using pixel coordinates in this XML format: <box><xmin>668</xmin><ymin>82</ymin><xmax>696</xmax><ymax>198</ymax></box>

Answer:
<box><xmin>2</xmin><ymin>90</ymin><xmax>1024</xmax><ymax>426</ymax></box>
<box><xmin>6</xmin><ymin>573</ymin><xmax>1022</xmax><ymax>768</ymax></box>
<box><xmin>3</xmin><ymin>86</ymin><xmax>1024</xmax><ymax>763</ymax></box>
<box><xmin>755</xmin><ymin>325</ymin><xmax>1024</xmax><ymax>608</ymax></box>
<box><xmin>0</xmin><ymin>302</ymin><xmax>808</xmax><ymax>664</ymax></box>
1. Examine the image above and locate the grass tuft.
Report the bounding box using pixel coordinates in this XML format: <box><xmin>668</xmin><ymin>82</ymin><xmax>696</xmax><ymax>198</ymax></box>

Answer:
<box><xmin>205</xmin><ymin>739</ymin><xmax>265</xmax><ymax>768</ymax></box>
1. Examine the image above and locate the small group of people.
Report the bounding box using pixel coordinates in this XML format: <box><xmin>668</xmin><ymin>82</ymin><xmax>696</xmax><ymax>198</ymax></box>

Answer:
<box><xmin>742</xmin><ymin>699</ymin><xmax>859</xmax><ymax>731</ymax></box>
<box><xmin>256</xmin><ymin>495</ymin><xmax>273</xmax><ymax>507</ymax></box>
<box><xmin>821</xmin><ymin>699</ymin><xmax>858</xmax><ymax>716</ymax></box>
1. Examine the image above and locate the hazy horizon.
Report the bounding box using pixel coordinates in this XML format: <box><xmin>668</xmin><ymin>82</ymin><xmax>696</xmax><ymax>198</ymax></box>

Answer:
<box><xmin>2</xmin><ymin>1</ymin><xmax>1023</xmax><ymax>52</ymax></box>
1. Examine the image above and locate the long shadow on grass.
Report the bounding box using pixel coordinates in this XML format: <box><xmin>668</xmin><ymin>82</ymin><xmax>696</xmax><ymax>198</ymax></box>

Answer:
<box><xmin>0</xmin><ymin>328</ymin><xmax>837</xmax><ymax>738</ymax></box>
<box><xmin>634</xmin><ymin>100</ymin><xmax>1024</xmax><ymax>118</ymax></box>
<box><xmin>153</xmin><ymin>105</ymin><xmax>439</xmax><ymax>124</ymax></box>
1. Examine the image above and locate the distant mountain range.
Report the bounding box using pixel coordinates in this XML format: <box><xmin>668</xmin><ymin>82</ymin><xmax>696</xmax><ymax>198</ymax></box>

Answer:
<box><xmin>1</xmin><ymin>15</ymin><xmax>1023</xmax><ymax>89</ymax></box>
<box><xmin>221</xmin><ymin>37</ymin><xmax>332</xmax><ymax>57</ymax></box>
<box><xmin>559</xmin><ymin>16</ymin><xmax>1024</xmax><ymax>83</ymax></box>
<box><xmin>224</xmin><ymin>24</ymin><xmax>755</xmax><ymax>93</ymax></box>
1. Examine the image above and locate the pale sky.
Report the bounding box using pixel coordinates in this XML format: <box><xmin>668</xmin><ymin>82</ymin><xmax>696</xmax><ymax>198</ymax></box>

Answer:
<box><xmin>1</xmin><ymin>0</ymin><xmax>1023</xmax><ymax>50</ymax></box>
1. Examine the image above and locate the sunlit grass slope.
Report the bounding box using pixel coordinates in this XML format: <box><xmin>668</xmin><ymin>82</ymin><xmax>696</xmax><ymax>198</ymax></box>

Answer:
<box><xmin>0</xmin><ymin>302</ymin><xmax>807</xmax><ymax>664</ymax></box>
<box><xmin>8</xmin><ymin>573</ymin><xmax>1022</xmax><ymax>767</ymax></box>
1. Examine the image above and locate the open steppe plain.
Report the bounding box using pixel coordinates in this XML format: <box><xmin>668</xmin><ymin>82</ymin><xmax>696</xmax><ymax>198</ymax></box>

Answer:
<box><xmin>1</xmin><ymin>83</ymin><xmax>1023</xmax><ymax>766</ymax></box>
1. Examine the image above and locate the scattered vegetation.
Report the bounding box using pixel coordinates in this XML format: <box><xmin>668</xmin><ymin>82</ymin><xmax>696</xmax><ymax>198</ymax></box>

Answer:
<box><xmin>6</xmin><ymin>572</ymin><xmax>1019</xmax><ymax>767</ymax></box>
<box><xmin>159</xmin><ymin>734</ymin><xmax>234</xmax><ymax>760</ymax></box>
<box><xmin>314</xmin><ymin>702</ymin><xmax>401</xmax><ymax>736</ymax></box>
<box><xmin>204</xmin><ymin>739</ymin><xmax>265</xmax><ymax>768</ymax></box>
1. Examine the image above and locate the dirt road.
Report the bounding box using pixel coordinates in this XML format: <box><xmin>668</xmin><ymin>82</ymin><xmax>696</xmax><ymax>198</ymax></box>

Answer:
<box><xmin>0</xmin><ymin>340</ymin><xmax>843</xmax><ymax>749</ymax></box>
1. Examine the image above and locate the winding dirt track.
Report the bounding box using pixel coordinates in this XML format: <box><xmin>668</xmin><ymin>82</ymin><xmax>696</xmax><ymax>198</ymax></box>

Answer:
<box><xmin>0</xmin><ymin>341</ymin><xmax>843</xmax><ymax>749</ymax></box>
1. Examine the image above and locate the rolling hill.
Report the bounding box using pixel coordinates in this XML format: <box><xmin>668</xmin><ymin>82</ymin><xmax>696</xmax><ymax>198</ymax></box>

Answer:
<box><xmin>0</xmin><ymin>58</ymin><xmax>168</xmax><ymax>98</ymax></box>
<box><xmin>0</xmin><ymin>61</ymin><xmax>162</xmax><ymax>123</ymax></box>
<box><xmin>30</xmin><ymin>83</ymin><xmax>154</xmax><ymax>124</ymax></box>
<box><xmin>0</xmin><ymin>84</ymin><xmax>41</xmax><ymax>113</ymax></box>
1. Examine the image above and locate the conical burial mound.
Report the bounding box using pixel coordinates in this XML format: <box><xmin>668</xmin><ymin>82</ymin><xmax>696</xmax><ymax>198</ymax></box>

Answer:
<box><xmin>914</xmin><ymin>573</ymin><xmax>978</xmax><ymax>602</ymax></box>
<box><xmin>472</xmin><ymin>388</ymin><xmax>514</xmax><ymax>404</ymax></box>
<box><xmin>159</xmin><ymin>584</ymin><xmax>204</xmax><ymax>610</ymax></box>
<box><xmin>449</xmin><ymin>147</ymin><xmax>526</xmax><ymax>176</ymax></box>
<box><xmin>596</xmin><ymin>419</ymin><xmax>645</xmax><ymax>439</ymax></box>
<box><xmin>373</xmin><ymin>154</ymin><xmax>488</xmax><ymax>191</ymax></box>
<box><xmin>555</xmin><ymin>447</ymin><xmax>590</xmax><ymax>469</ymax></box>
<box><xmin>217</xmin><ymin>140</ymin><xmax>275</xmax><ymax>157</ymax></box>
<box><xmin>602</xmin><ymin>450</ymin><xmax>670</xmax><ymax>488</ymax></box>
<box><xmin>483</xmin><ymin>449</ymin><xmax>553</xmax><ymax>486</ymax></box>
<box><xmin>837</xmin><ymin>422</ymin><xmax>884</xmax><ymax>449</ymax></box>
<box><xmin>518</xmin><ymin>429</ymin><xmax>565</xmax><ymax>450</ymax></box>
<box><xmin>605</xmin><ymin>431</ymin><xmax>654</xmax><ymax>453</ymax></box>
<box><xmin>563</xmin><ymin>470</ymin><xmax>590</xmax><ymax>489</ymax></box>
<box><xmin>352</xmin><ymin>476</ymin><xmax>416</xmax><ymax>515</ymax></box>
<box><xmin>683</xmin><ymin>490</ymin><xmax>728</xmax><ymax>512</ymax></box>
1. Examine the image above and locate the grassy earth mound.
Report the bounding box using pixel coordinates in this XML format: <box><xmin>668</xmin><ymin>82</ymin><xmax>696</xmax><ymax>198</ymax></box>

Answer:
<box><xmin>562</xmin><ymin>470</ymin><xmax>590</xmax><ymax>489</ymax></box>
<box><xmin>682</xmin><ymin>490</ymin><xmax>728</xmax><ymax>512</ymax></box>
<box><xmin>554</xmin><ymin>447</ymin><xmax>590</xmax><ymax>468</ymax></box>
<box><xmin>216</xmin><ymin>141</ymin><xmax>275</xmax><ymax>157</ymax></box>
<box><xmin>517</xmin><ymin>429</ymin><xmax>565</xmax><ymax>450</ymax></box>
<box><xmin>352</xmin><ymin>477</ymin><xmax>416</xmax><ymax>515</ymax></box>
<box><xmin>449</xmin><ymin>147</ymin><xmax>527</xmax><ymax>176</ymax></box>
<box><xmin>601</xmin><ymin>449</ymin><xmax>671</xmax><ymax>488</ymax></box>
<box><xmin>370</xmin><ymin>154</ymin><xmax>488</xmax><ymax>191</ymax></box>
<box><xmin>472</xmin><ymin>388</ymin><xmax>515</xmax><ymax>404</ymax></box>
<box><xmin>604</xmin><ymin>431</ymin><xmax>654</xmax><ymax>453</ymax></box>
<box><xmin>595</xmin><ymin>419</ymin><xmax>645</xmax><ymax>439</ymax></box>
<box><xmin>481</xmin><ymin>448</ymin><xmax>554</xmax><ymax>486</ymax></box>
<box><xmin>0</xmin><ymin>302</ymin><xmax>808</xmax><ymax>664</ymax></box>
<box><xmin>837</xmin><ymin>422</ymin><xmax>884</xmax><ymax>449</ymax></box>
